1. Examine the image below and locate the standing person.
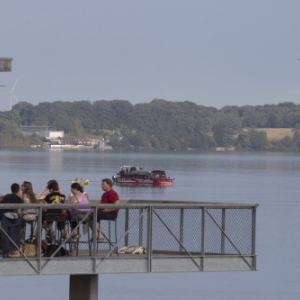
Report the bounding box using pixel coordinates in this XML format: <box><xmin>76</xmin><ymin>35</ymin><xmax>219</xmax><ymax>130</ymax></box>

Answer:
<box><xmin>38</xmin><ymin>180</ymin><xmax>67</xmax><ymax>242</ymax></box>
<box><xmin>21</xmin><ymin>181</ymin><xmax>38</xmax><ymax>221</ymax></box>
<box><xmin>90</xmin><ymin>178</ymin><xmax>120</xmax><ymax>241</ymax></box>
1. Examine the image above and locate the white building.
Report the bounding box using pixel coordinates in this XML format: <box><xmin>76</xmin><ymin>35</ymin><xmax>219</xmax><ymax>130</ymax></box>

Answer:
<box><xmin>19</xmin><ymin>125</ymin><xmax>64</xmax><ymax>139</ymax></box>
<box><xmin>44</xmin><ymin>130</ymin><xmax>64</xmax><ymax>139</ymax></box>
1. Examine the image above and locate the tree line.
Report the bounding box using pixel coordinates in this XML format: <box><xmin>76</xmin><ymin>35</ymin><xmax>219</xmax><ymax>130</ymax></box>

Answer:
<box><xmin>1</xmin><ymin>99</ymin><xmax>300</xmax><ymax>151</ymax></box>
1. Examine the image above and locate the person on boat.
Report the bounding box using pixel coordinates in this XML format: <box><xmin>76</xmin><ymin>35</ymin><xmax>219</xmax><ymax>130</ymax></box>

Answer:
<box><xmin>66</xmin><ymin>182</ymin><xmax>90</xmax><ymax>242</ymax></box>
<box><xmin>89</xmin><ymin>178</ymin><xmax>120</xmax><ymax>241</ymax></box>
<box><xmin>21</xmin><ymin>181</ymin><xmax>38</xmax><ymax>222</ymax></box>
<box><xmin>37</xmin><ymin>180</ymin><xmax>67</xmax><ymax>243</ymax></box>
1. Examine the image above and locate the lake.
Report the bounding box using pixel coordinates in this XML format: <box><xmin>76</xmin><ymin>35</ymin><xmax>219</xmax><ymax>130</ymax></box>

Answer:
<box><xmin>0</xmin><ymin>149</ymin><xmax>299</xmax><ymax>299</ymax></box>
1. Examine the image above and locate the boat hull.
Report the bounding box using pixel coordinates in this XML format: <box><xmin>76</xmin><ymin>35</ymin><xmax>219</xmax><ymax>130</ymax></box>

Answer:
<box><xmin>115</xmin><ymin>178</ymin><xmax>173</xmax><ymax>186</ymax></box>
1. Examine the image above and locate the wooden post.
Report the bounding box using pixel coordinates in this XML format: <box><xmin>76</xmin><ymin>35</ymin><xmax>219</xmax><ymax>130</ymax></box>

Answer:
<box><xmin>69</xmin><ymin>274</ymin><xmax>99</xmax><ymax>300</ymax></box>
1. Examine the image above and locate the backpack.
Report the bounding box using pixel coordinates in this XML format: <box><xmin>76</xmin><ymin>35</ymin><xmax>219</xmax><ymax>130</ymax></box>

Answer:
<box><xmin>46</xmin><ymin>243</ymin><xmax>69</xmax><ymax>257</ymax></box>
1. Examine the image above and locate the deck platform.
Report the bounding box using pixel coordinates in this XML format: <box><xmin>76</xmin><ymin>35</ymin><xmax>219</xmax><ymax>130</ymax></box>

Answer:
<box><xmin>0</xmin><ymin>200</ymin><xmax>258</xmax><ymax>276</ymax></box>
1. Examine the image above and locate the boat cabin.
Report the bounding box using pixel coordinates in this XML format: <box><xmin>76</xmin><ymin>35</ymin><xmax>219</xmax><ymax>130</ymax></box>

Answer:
<box><xmin>150</xmin><ymin>170</ymin><xmax>169</xmax><ymax>179</ymax></box>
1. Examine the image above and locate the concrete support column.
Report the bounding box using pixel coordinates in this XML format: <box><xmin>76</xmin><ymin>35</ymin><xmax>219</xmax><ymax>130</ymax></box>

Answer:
<box><xmin>70</xmin><ymin>274</ymin><xmax>99</xmax><ymax>300</ymax></box>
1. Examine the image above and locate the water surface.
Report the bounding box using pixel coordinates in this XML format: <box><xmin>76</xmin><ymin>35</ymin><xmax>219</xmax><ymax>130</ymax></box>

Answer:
<box><xmin>0</xmin><ymin>149</ymin><xmax>299</xmax><ymax>299</ymax></box>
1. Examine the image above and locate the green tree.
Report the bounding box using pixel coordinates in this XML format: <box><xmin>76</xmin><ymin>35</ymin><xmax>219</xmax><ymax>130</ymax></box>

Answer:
<box><xmin>293</xmin><ymin>130</ymin><xmax>300</xmax><ymax>150</ymax></box>
<box><xmin>248</xmin><ymin>130</ymin><xmax>268</xmax><ymax>151</ymax></box>
<box><xmin>149</xmin><ymin>136</ymin><xmax>162</xmax><ymax>149</ymax></box>
<box><xmin>236</xmin><ymin>132</ymin><xmax>251</xmax><ymax>150</ymax></box>
<box><xmin>212</xmin><ymin>114</ymin><xmax>241</xmax><ymax>147</ymax></box>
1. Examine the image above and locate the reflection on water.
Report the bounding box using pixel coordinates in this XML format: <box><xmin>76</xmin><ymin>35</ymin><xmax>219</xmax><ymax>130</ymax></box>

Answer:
<box><xmin>0</xmin><ymin>149</ymin><xmax>300</xmax><ymax>299</ymax></box>
<box><xmin>48</xmin><ymin>149</ymin><xmax>63</xmax><ymax>173</ymax></box>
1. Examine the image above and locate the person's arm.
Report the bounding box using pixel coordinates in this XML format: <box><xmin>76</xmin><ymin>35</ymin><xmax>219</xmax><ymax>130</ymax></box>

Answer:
<box><xmin>84</xmin><ymin>192</ymin><xmax>90</xmax><ymax>201</ymax></box>
<box><xmin>67</xmin><ymin>195</ymin><xmax>77</xmax><ymax>204</ymax></box>
<box><xmin>102</xmin><ymin>199</ymin><xmax>120</xmax><ymax>213</ymax></box>
<box><xmin>36</xmin><ymin>187</ymin><xmax>48</xmax><ymax>200</ymax></box>
<box><xmin>66</xmin><ymin>193</ymin><xmax>72</xmax><ymax>204</ymax></box>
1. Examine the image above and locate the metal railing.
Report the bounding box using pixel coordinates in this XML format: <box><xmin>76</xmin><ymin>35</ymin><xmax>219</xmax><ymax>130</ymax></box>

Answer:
<box><xmin>0</xmin><ymin>200</ymin><xmax>258</xmax><ymax>275</ymax></box>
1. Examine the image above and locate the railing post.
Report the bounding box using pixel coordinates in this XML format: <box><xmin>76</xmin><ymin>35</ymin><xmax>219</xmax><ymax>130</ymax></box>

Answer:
<box><xmin>139</xmin><ymin>208</ymin><xmax>143</xmax><ymax>246</ymax></box>
<box><xmin>147</xmin><ymin>206</ymin><xmax>152</xmax><ymax>272</ymax></box>
<box><xmin>252</xmin><ymin>206</ymin><xmax>257</xmax><ymax>270</ymax></box>
<box><xmin>92</xmin><ymin>205</ymin><xmax>97</xmax><ymax>272</ymax></box>
<box><xmin>37</xmin><ymin>205</ymin><xmax>42</xmax><ymax>271</ymax></box>
<box><xmin>201</xmin><ymin>207</ymin><xmax>205</xmax><ymax>270</ymax></box>
<box><xmin>179</xmin><ymin>208</ymin><xmax>184</xmax><ymax>252</ymax></box>
<box><xmin>125</xmin><ymin>208</ymin><xmax>129</xmax><ymax>246</ymax></box>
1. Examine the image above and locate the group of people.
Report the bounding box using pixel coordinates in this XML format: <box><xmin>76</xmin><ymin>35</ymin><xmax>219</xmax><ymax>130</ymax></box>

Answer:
<box><xmin>0</xmin><ymin>178</ymin><xmax>120</xmax><ymax>245</ymax></box>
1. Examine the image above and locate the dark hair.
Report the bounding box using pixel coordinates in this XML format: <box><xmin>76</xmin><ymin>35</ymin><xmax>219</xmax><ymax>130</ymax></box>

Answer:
<box><xmin>47</xmin><ymin>180</ymin><xmax>59</xmax><ymax>191</ymax></box>
<box><xmin>102</xmin><ymin>178</ymin><xmax>113</xmax><ymax>188</ymax></box>
<box><xmin>11</xmin><ymin>183</ymin><xmax>20</xmax><ymax>194</ymax></box>
<box><xmin>71</xmin><ymin>182</ymin><xmax>83</xmax><ymax>193</ymax></box>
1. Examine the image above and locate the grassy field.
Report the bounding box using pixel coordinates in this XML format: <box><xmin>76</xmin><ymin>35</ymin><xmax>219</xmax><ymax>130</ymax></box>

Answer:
<box><xmin>255</xmin><ymin>128</ymin><xmax>293</xmax><ymax>141</ymax></box>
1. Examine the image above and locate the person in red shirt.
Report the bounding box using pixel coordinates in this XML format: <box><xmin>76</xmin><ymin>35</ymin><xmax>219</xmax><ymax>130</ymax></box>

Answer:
<box><xmin>90</xmin><ymin>178</ymin><xmax>120</xmax><ymax>241</ymax></box>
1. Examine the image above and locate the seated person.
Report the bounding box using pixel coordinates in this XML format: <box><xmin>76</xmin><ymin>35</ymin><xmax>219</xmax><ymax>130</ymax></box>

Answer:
<box><xmin>89</xmin><ymin>178</ymin><xmax>120</xmax><ymax>241</ymax></box>
<box><xmin>37</xmin><ymin>180</ymin><xmax>66</xmax><ymax>242</ymax></box>
<box><xmin>0</xmin><ymin>183</ymin><xmax>23</xmax><ymax>220</ymax></box>
<box><xmin>21</xmin><ymin>181</ymin><xmax>38</xmax><ymax>221</ymax></box>
<box><xmin>0</xmin><ymin>183</ymin><xmax>24</xmax><ymax>255</ymax></box>
<box><xmin>67</xmin><ymin>182</ymin><xmax>90</xmax><ymax>241</ymax></box>
<box><xmin>67</xmin><ymin>179</ymin><xmax>89</xmax><ymax>202</ymax></box>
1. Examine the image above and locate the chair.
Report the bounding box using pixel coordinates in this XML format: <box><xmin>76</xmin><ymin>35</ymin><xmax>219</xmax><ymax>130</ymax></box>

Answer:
<box><xmin>68</xmin><ymin>211</ymin><xmax>92</xmax><ymax>256</ymax></box>
<box><xmin>23</xmin><ymin>215</ymin><xmax>38</xmax><ymax>242</ymax></box>
<box><xmin>43</xmin><ymin>211</ymin><xmax>68</xmax><ymax>242</ymax></box>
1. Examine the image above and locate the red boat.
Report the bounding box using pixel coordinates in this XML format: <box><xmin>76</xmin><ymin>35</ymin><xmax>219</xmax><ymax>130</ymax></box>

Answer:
<box><xmin>112</xmin><ymin>165</ymin><xmax>173</xmax><ymax>186</ymax></box>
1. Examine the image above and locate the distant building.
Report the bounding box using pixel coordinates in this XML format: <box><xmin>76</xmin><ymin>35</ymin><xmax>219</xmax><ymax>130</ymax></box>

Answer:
<box><xmin>19</xmin><ymin>125</ymin><xmax>64</xmax><ymax>139</ymax></box>
<box><xmin>43</xmin><ymin>130</ymin><xmax>64</xmax><ymax>139</ymax></box>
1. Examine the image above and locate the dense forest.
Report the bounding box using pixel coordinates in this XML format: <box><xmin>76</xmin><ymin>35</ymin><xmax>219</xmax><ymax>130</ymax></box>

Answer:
<box><xmin>1</xmin><ymin>99</ymin><xmax>300</xmax><ymax>151</ymax></box>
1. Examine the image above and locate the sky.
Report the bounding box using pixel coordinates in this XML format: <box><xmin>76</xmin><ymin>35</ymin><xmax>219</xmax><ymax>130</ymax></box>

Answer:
<box><xmin>1</xmin><ymin>0</ymin><xmax>300</xmax><ymax>112</ymax></box>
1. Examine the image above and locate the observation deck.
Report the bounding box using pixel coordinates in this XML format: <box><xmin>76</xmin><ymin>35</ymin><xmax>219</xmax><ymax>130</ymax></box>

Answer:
<box><xmin>0</xmin><ymin>200</ymin><xmax>258</xmax><ymax>299</ymax></box>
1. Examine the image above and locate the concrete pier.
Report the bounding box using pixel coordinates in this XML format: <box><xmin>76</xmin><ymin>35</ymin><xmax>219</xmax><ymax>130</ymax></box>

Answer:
<box><xmin>70</xmin><ymin>274</ymin><xmax>99</xmax><ymax>300</ymax></box>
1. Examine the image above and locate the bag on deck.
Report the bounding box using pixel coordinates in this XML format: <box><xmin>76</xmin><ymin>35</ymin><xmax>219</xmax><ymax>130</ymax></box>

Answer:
<box><xmin>21</xmin><ymin>243</ymin><xmax>37</xmax><ymax>257</ymax></box>
<box><xmin>46</xmin><ymin>243</ymin><xmax>69</xmax><ymax>257</ymax></box>
<box><xmin>32</xmin><ymin>238</ymin><xmax>48</xmax><ymax>255</ymax></box>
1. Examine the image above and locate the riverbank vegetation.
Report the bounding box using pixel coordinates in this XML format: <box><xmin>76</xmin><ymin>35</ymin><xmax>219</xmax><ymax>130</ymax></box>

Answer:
<box><xmin>1</xmin><ymin>99</ymin><xmax>300</xmax><ymax>151</ymax></box>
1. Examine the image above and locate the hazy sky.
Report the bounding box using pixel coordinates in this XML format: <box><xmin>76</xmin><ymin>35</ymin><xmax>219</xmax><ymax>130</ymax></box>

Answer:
<box><xmin>1</xmin><ymin>0</ymin><xmax>300</xmax><ymax>112</ymax></box>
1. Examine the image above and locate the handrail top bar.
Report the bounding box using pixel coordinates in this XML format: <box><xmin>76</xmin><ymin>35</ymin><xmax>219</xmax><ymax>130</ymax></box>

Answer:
<box><xmin>124</xmin><ymin>199</ymin><xmax>258</xmax><ymax>207</ymax></box>
<box><xmin>0</xmin><ymin>199</ymin><xmax>258</xmax><ymax>209</ymax></box>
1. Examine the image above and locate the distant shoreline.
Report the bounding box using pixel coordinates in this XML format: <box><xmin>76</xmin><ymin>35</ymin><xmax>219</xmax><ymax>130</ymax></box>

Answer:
<box><xmin>30</xmin><ymin>144</ymin><xmax>113</xmax><ymax>150</ymax></box>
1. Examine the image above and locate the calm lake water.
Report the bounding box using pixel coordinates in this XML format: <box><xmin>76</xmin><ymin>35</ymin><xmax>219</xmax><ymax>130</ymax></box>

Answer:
<box><xmin>0</xmin><ymin>149</ymin><xmax>300</xmax><ymax>300</ymax></box>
